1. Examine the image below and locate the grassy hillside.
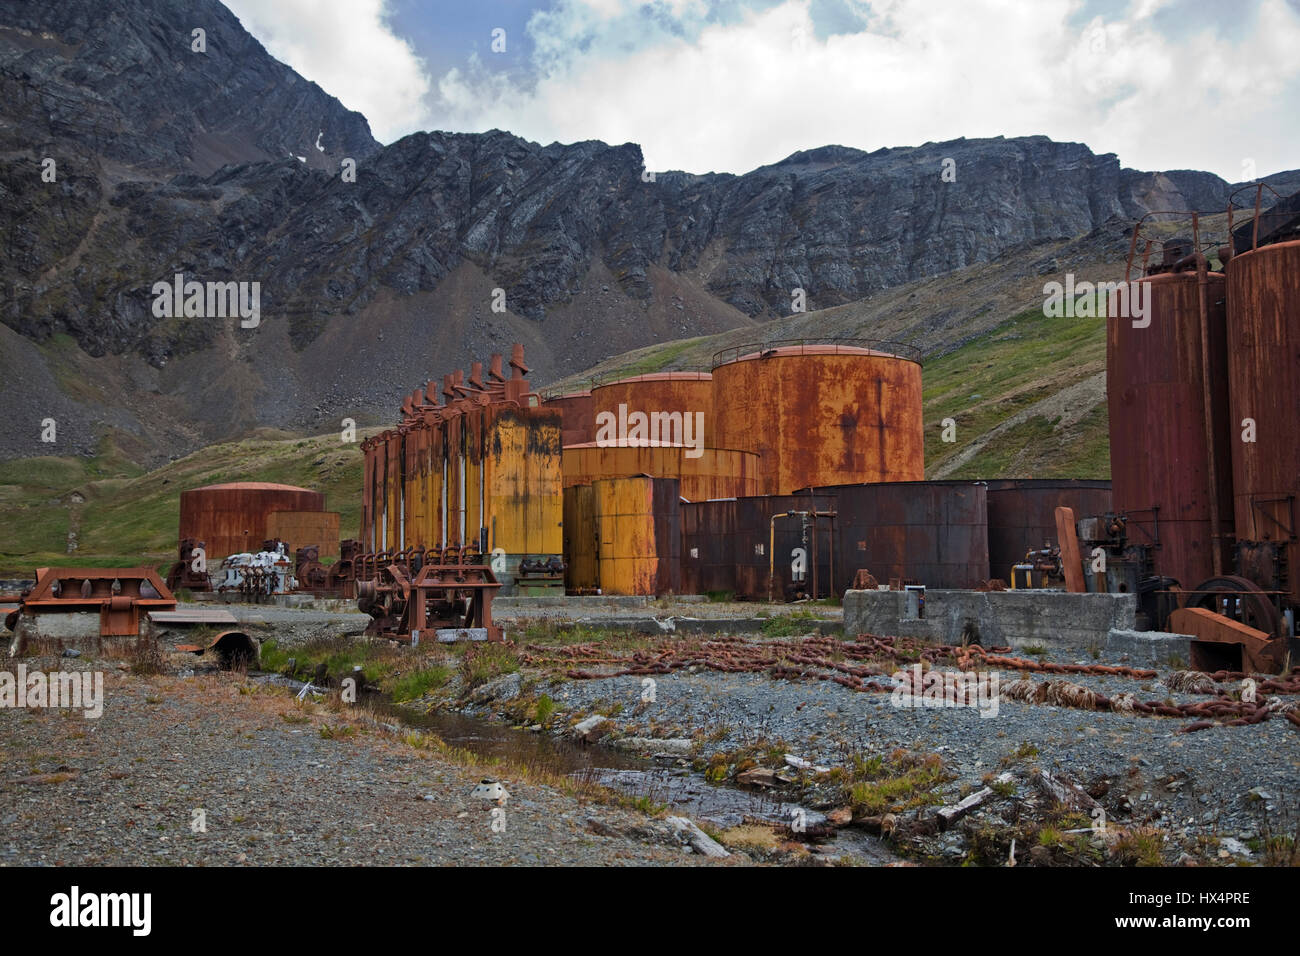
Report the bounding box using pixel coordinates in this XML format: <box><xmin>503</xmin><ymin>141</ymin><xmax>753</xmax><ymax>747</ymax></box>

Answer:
<box><xmin>922</xmin><ymin>308</ymin><xmax>1108</xmax><ymax>479</ymax></box>
<box><xmin>0</xmin><ymin>430</ymin><xmax>373</xmax><ymax>576</ymax></box>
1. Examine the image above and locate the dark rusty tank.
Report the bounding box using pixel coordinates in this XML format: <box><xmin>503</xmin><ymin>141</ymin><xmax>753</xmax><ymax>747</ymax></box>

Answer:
<box><xmin>1106</xmin><ymin>266</ymin><xmax>1234</xmax><ymax>589</ymax></box>
<box><xmin>984</xmin><ymin>479</ymin><xmax>1112</xmax><ymax>582</ymax></box>
<box><xmin>1224</xmin><ymin>236</ymin><xmax>1300</xmax><ymax>605</ymax></box>
<box><xmin>812</xmin><ymin>481</ymin><xmax>989</xmax><ymax>592</ymax></box>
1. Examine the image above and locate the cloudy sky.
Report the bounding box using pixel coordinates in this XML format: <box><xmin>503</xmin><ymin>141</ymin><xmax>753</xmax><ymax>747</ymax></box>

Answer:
<box><xmin>223</xmin><ymin>0</ymin><xmax>1300</xmax><ymax>180</ymax></box>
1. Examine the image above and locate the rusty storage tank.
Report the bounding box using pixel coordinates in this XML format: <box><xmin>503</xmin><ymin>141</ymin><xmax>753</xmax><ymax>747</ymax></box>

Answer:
<box><xmin>591</xmin><ymin>372</ymin><xmax>714</xmax><ymax>445</ymax></box>
<box><xmin>1107</xmin><ymin>268</ymin><xmax>1234</xmax><ymax>589</ymax></box>
<box><xmin>984</xmin><ymin>479</ymin><xmax>1112</xmax><ymax>582</ymax></box>
<box><xmin>1224</xmin><ymin>237</ymin><xmax>1300</xmax><ymax>604</ymax></box>
<box><xmin>813</xmin><ymin>481</ymin><xmax>988</xmax><ymax>592</ymax></box>
<box><xmin>179</xmin><ymin>482</ymin><xmax>325</xmax><ymax>559</ymax></box>
<box><xmin>544</xmin><ymin>391</ymin><xmax>596</xmax><ymax>447</ymax></box>
<box><xmin>562</xmin><ymin>443</ymin><xmax>760</xmax><ymax>501</ymax></box>
<box><xmin>680</xmin><ymin>499</ymin><xmax>737</xmax><ymax>596</ymax></box>
<box><xmin>592</xmin><ymin>476</ymin><xmax>681</xmax><ymax>595</ymax></box>
<box><xmin>711</xmin><ymin>343</ymin><xmax>924</xmax><ymax>496</ymax></box>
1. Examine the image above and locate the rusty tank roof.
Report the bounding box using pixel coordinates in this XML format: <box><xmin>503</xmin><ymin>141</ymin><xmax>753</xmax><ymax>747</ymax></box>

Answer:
<box><xmin>191</xmin><ymin>482</ymin><xmax>318</xmax><ymax>493</ymax></box>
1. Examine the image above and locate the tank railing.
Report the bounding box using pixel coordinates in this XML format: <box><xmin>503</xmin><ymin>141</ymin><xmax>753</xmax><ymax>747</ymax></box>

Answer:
<box><xmin>1226</xmin><ymin>182</ymin><xmax>1291</xmax><ymax>254</ymax></box>
<box><xmin>536</xmin><ymin>365</ymin><xmax>715</xmax><ymax>400</ymax></box>
<box><xmin>1124</xmin><ymin>210</ymin><xmax>1225</xmax><ymax>281</ymax></box>
<box><xmin>710</xmin><ymin>338</ymin><xmax>923</xmax><ymax>369</ymax></box>
<box><xmin>585</xmin><ymin>365</ymin><xmax>713</xmax><ymax>389</ymax></box>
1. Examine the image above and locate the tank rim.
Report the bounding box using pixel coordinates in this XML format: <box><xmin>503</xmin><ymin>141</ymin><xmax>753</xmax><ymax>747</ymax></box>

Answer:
<box><xmin>711</xmin><ymin>339</ymin><xmax>922</xmax><ymax>368</ymax></box>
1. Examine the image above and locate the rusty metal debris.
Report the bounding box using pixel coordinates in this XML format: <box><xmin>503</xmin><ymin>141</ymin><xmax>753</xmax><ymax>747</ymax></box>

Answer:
<box><xmin>7</xmin><ymin>567</ymin><xmax>176</xmax><ymax>638</ymax></box>
<box><xmin>522</xmin><ymin>632</ymin><xmax>1299</xmax><ymax>733</ymax></box>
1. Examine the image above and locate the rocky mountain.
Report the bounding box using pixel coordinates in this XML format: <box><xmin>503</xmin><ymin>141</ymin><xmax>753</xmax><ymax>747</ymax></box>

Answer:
<box><xmin>1</xmin><ymin>0</ymin><xmax>1296</xmax><ymax>466</ymax></box>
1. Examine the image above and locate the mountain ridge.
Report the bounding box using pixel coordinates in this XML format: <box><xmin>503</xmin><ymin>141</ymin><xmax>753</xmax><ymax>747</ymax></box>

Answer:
<box><xmin>2</xmin><ymin>0</ymin><xmax>1297</xmax><ymax>468</ymax></box>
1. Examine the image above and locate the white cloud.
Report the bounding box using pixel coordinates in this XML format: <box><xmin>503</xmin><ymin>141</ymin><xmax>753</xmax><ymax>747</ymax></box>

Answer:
<box><xmin>224</xmin><ymin>0</ymin><xmax>434</xmax><ymax>143</ymax></box>
<box><xmin>429</xmin><ymin>0</ymin><xmax>1300</xmax><ymax>180</ymax></box>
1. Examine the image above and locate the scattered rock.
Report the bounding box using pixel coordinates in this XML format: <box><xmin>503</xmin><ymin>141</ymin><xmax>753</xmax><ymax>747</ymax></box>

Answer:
<box><xmin>826</xmin><ymin>807</ymin><xmax>853</xmax><ymax>827</ymax></box>
<box><xmin>736</xmin><ymin>767</ymin><xmax>779</xmax><ymax>788</ymax></box>
<box><xmin>469</xmin><ymin>672</ymin><xmax>521</xmax><ymax>705</ymax></box>
<box><xmin>611</xmin><ymin>737</ymin><xmax>693</xmax><ymax>755</ymax></box>
<box><xmin>571</xmin><ymin>714</ymin><xmax>609</xmax><ymax>742</ymax></box>
<box><xmin>667</xmin><ymin>816</ymin><xmax>730</xmax><ymax>858</ymax></box>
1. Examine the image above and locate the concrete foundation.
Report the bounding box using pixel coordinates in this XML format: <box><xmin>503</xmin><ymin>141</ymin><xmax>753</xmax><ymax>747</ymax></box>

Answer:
<box><xmin>7</xmin><ymin>611</ymin><xmax>149</xmax><ymax>656</ymax></box>
<box><xmin>1104</xmin><ymin>629</ymin><xmax>1193</xmax><ymax>668</ymax></box>
<box><xmin>843</xmin><ymin>589</ymin><xmax>1138</xmax><ymax>658</ymax></box>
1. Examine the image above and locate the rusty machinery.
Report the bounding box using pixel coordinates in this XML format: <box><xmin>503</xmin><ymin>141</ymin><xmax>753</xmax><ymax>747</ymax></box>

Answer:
<box><xmin>289</xmin><ymin>539</ymin><xmax>362</xmax><ymax>597</ymax></box>
<box><xmin>767</xmin><ymin>509</ymin><xmax>835</xmax><ymax>602</ymax></box>
<box><xmin>165</xmin><ymin>538</ymin><xmax>212</xmax><ymax>592</ymax></box>
<box><xmin>5</xmin><ymin>567</ymin><xmax>177</xmax><ymax>638</ymax></box>
<box><xmin>515</xmin><ymin>556</ymin><xmax>566</xmax><ymax>595</ymax></box>
<box><xmin>1075</xmin><ymin>189</ymin><xmax>1300</xmax><ymax>672</ymax></box>
<box><xmin>1008</xmin><ymin>545</ymin><xmax>1064</xmax><ymax>590</ymax></box>
<box><xmin>356</xmin><ymin>546</ymin><xmax>502</xmax><ymax>643</ymax></box>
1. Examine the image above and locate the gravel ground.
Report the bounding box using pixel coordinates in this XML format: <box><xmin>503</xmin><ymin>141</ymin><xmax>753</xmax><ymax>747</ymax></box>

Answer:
<box><xmin>0</xmin><ymin>656</ymin><xmax>734</xmax><ymax>867</ymax></box>
<box><xmin>494</xmin><ymin>598</ymin><xmax>842</xmax><ymax>623</ymax></box>
<box><xmin>501</xmin><ymin>642</ymin><xmax>1300</xmax><ymax>864</ymax></box>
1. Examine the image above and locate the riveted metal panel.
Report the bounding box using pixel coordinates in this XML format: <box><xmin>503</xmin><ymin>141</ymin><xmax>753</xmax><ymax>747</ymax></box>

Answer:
<box><xmin>561</xmin><ymin>443</ymin><xmax>760</xmax><ymax>501</ymax></box>
<box><xmin>813</xmin><ymin>481</ymin><xmax>988</xmax><ymax>591</ymax></box>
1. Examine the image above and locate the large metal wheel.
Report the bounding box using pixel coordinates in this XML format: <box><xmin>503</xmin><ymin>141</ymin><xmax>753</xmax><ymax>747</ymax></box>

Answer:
<box><xmin>1186</xmin><ymin>574</ymin><xmax>1284</xmax><ymax>639</ymax></box>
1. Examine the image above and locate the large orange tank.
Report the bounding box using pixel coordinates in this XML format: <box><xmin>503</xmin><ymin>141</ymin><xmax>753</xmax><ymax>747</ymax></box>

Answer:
<box><xmin>590</xmin><ymin>372</ymin><xmax>713</xmax><ymax>449</ymax></box>
<box><xmin>179</xmin><ymin>482</ymin><xmax>325</xmax><ymax>559</ymax></box>
<box><xmin>544</xmin><ymin>391</ymin><xmax>596</xmax><ymax>446</ymax></box>
<box><xmin>1225</xmin><ymin>239</ymin><xmax>1300</xmax><ymax>604</ymax></box>
<box><xmin>1107</xmin><ymin>269</ymin><xmax>1234</xmax><ymax>588</ymax></box>
<box><xmin>562</xmin><ymin>443</ymin><xmax>760</xmax><ymax>501</ymax></box>
<box><xmin>710</xmin><ymin>344</ymin><xmax>924</xmax><ymax>495</ymax></box>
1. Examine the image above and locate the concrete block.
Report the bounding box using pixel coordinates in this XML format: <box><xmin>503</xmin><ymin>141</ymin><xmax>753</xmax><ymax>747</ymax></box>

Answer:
<box><xmin>843</xmin><ymin>589</ymin><xmax>1138</xmax><ymax>660</ymax></box>
<box><xmin>1105</xmin><ymin>629</ymin><xmax>1193</xmax><ymax>668</ymax></box>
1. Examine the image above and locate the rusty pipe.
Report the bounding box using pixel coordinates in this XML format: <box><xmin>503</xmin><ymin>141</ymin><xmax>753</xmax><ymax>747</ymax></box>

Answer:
<box><xmin>1188</xmin><ymin>242</ymin><xmax>1224</xmax><ymax>577</ymax></box>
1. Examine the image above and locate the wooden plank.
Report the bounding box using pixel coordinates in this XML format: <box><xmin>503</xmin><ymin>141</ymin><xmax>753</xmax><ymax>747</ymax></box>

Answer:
<box><xmin>1055</xmin><ymin>506</ymin><xmax>1085</xmax><ymax>593</ymax></box>
<box><xmin>937</xmin><ymin>772</ymin><xmax>1014</xmax><ymax>829</ymax></box>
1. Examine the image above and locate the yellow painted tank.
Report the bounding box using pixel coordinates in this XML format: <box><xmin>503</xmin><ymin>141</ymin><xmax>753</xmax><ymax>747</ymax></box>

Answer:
<box><xmin>711</xmin><ymin>343</ymin><xmax>924</xmax><ymax>495</ymax></box>
<box><xmin>562</xmin><ymin>484</ymin><xmax>599</xmax><ymax>591</ymax></box>
<box><xmin>593</xmin><ymin>476</ymin><xmax>681</xmax><ymax>595</ymax></box>
<box><xmin>562</xmin><ymin>443</ymin><xmax>760</xmax><ymax>501</ymax></box>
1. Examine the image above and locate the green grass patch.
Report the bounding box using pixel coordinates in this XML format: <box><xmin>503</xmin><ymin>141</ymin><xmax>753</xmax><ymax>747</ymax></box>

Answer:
<box><xmin>457</xmin><ymin>643</ymin><xmax>521</xmax><ymax>690</ymax></box>
<box><xmin>391</xmin><ymin>665</ymin><xmax>452</xmax><ymax>702</ymax></box>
